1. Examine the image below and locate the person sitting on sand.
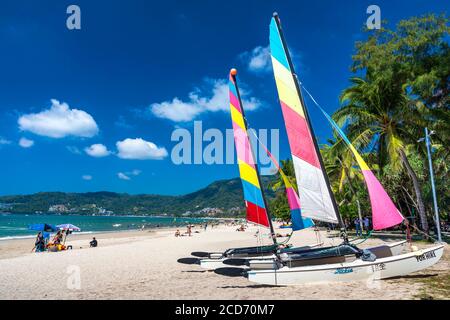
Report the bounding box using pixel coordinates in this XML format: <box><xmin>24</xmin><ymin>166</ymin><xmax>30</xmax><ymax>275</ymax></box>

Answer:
<box><xmin>34</xmin><ymin>232</ymin><xmax>45</xmax><ymax>252</ymax></box>
<box><xmin>175</xmin><ymin>229</ymin><xmax>181</xmax><ymax>237</ymax></box>
<box><xmin>236</xmin><ymin>224</ymin><xmax>245</xmax><ymax>232</ymax></box>
<box><xmin>52</xmin><ymin>230</ymin><xmax>63</xmax><ymax>245</ymax></box>
<box><xmin>90</xmin><ymin>237</ymin><xmax>98</xmax><ymax>248</ymax></box>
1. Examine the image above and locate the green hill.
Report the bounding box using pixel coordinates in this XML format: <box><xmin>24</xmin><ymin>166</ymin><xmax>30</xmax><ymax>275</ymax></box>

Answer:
<box><xmin>0</xmin><ymin>176</ymin><xmax>276</xmax><ymax>217</ymax></box>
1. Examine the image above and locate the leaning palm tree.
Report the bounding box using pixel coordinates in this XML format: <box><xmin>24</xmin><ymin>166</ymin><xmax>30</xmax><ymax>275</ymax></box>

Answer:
<box><xmin>334</xmin><ymin>76</ymin><xmax>430</xmax><ymax>232</ymax></box>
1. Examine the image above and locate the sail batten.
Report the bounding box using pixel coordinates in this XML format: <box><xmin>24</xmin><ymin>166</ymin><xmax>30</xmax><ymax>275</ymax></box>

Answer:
<box><xmin>270</xmin><ymin>16</ymin><xmax>339</xmax><ymax>224</ymax></box>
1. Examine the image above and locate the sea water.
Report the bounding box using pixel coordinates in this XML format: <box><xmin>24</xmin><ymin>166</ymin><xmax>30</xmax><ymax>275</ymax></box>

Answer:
<box><xmin>0</xmin><ymin>214</ymin><xmax>211</xmax><ymax>240</ymax></box>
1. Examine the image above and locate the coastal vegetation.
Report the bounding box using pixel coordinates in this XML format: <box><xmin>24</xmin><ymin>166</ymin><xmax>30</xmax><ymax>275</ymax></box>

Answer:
<box><xmin>0</xmin><ymin>177</ymin><xmax>275</xmax><ymax>217</ymax></box>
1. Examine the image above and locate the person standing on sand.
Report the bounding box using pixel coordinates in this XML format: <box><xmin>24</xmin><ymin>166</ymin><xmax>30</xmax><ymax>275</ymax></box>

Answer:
<box><xmin>204</xmin><ymin>222</ymin><xmax>207</xmax><ymax>231</ymax></box>
<box><xmin>354</xmin><ymin>218</ymin><xmax>362</xmax><ymax>236</ymax></box>
<box><xmin>363</xmin><ymin>217</ymin><xmax>370</xmax><ymax>234</ymax></box>
<box><xmin>187</xmin><ymin>225</ymin><xmax>192</xmax><ymax>237</ymax></box>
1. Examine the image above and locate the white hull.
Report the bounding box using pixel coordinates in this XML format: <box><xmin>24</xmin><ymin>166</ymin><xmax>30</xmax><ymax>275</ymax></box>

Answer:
<box><xmin>200</xmin><ymin>258</ymin><xmax>235</xmax><ymax>270</ymax></box>
<box><xmin>199</xmin><ymin>243</ymin><xmax>324</xmax><ymax>270</ymax></box>
<box><xmin>247</xmin><ymin>244</ymin><xmax>444</xmax><ymax>285</ymax></box>
<box><xmin>248</xmin><ymin>240</ymin><xmax>407</xmax><ymax>270</ymax></box>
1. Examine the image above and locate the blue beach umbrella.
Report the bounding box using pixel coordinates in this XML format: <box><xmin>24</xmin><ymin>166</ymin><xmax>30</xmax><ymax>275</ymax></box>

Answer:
<box><xmin>28</xmin><ymin>223</ymin><xmax>58</xmax><ymax>232</ymax></box>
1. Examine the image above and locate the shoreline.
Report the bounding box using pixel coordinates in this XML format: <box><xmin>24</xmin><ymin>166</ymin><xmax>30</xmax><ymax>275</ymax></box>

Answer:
<box><xmin>0</xmin><ymin>215</ymin><xmax>234</xmax><ymax>242</ymax></box>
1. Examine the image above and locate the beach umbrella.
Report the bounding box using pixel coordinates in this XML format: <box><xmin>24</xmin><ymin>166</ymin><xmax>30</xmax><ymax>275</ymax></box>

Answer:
<box><xmin>28</xmin><ymin>223</ymin><xmax>58</xmax><ymax>232</ymax></box>
<box><xmin>56</xmin><ymin>224</ymin><xmax>81</xmax><ymax>232</ymax></box>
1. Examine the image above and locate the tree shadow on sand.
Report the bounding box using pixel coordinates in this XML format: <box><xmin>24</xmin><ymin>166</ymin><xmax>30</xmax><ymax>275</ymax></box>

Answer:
<box><xmin>177</xmin><ymin>257</ymin><xmax>200</xmax><ymax>265</ymax></box>
<box><xmin>218</xmin><ymin>284</ymin><xmax>283</xmax><ymax>289</ymax></box>
<box><xmin>388</xmin><ymin>273</ymin><xmax>438</xmax><ymax>280</ymax></box>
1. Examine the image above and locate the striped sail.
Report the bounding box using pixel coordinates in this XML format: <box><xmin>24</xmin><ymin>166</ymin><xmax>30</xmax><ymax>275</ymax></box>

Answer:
<box><xmin>255</xmin><ymin>135</ymin><xmax>314</xmax><ymax>231</ymax></box>
<box><xmin>229</xmin><ymin>72</ymin><xmax>270</xmax><ymax>228</ymax></box>
<box><xmin>270</xmin><ymin>16</ymin><xmax>339</xmax><ymax>223</ymax></box>
<box><xmin>316</xmin><ymin>108</ymin><xmax>404</xmax><ymax>230</ymax></box>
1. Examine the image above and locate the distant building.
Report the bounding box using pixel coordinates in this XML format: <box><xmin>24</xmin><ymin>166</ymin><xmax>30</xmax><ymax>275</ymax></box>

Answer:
<box><xmin>0</xmin><ymin>203</ymin><xmax>12</xmax><ymax>209</ymax></box>
<box><xmin>48</xmin><ymin>204</ymin><xmax>69</xmax><ymax>213</ymax></box>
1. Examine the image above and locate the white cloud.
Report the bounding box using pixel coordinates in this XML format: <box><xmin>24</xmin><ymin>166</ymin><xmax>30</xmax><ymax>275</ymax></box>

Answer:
<box><xmin>67</xmin><ymin>146</ymin><xmax>82</xmax><ymax>155</ymax></box>
<box><xmin>18</xmin><ymin>99</ymin><xmax>99</xmax><ymax>138</ymax></box>
<box><xmin>0</xmin><ymin>137</ymin><xmax>11</xmax><ymax>145</ymax></box>
<box><xmin>19</xmin><ymin>137</ymin><xmax>34</xmax><ymax>148</ymax></box>
<box><xmin>150</xmin><ymin>79</ymin><xmax>261</xmax><ymax>122</ymax></box>
<box><xmin>82</xmin><ymin>175</ymin><xmax>92</xmax><ymax>181</ymax></box>
<box><xmin>84</xmin><ymin>144</ymin><xmax>111</xmax><ymax>158</ymax></box>
<box><xmin>118</xmin><ymin>172</ymin><xmax>131</xmax><ymax>180</ymax></box>
<box><xmin>240</xmin><ymin>46</ymin><xmax>272</xmax><ymax>73</ymax></box>
<box><xmin>129</xmin><ymin>169</ymin><xmax>142</xmax><ymax>176</ymax></box>
<box><xmin>116</xmin><ymin>138</ymin><xmax>168</xmax><ymax>160</ymax></box>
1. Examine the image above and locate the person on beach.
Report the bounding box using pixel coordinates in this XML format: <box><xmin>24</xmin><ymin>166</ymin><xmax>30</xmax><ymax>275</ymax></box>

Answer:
<box><xmin>187</xmin><ymin>225</ymin><xmax>192</xmax><ymax>237</ymax></box>
<box><xmin>34</xmin><ymin>232</ymin><xmax>45</xmax><ymax>252</ymax></box>
<box><xmin>363</xmin><ymin>217</ymin><xmax>370</xmax><ymax>234</ymax></box>
<box><xmin>204</xmin><ymin>223</ymin><xmax>207</xmax><ymax>231</ymax></box>
<box><xmin>175</xmin><ymin>229</ymin><xmax>181</xmax><ymax>237</ymax></box>
<box><xmin>90</xmin><ymin>237</ymin><xmax>98</xmax><ymax>247</ymax></box>
<box><xmin>52</xmin><ymin>230</ymin><xmax>63</xmax><ymax>245</ymax></box>
<box><xmin>354</xmin><ymin>218</ymin><xmax>362</xmax><ymax>236</ymax></box>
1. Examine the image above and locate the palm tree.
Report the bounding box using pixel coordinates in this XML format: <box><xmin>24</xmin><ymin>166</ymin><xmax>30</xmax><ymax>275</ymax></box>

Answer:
<box><xmin>270</xmin><ymin>159</ymin><xmax>296</xmax><ymax>192</ymax></box>
<box><xmin>334</xmin><ymin>76</ymin><xmax>430</xmax><ymax>232</ymax></box>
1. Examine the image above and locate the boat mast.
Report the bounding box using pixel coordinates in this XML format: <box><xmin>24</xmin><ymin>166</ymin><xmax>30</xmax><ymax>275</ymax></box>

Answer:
<box><xmin>272</xmin><ymin>13</ymin><xmax>347</xmax><ymax>234</ymax></box>
<box><xmin>231</xmin><ymin>71</ymin><xmax>278</xmax><ymax>245</ymax></box>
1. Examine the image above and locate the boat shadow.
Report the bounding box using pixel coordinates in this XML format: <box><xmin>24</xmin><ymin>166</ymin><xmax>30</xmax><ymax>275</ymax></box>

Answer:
<box><xmin>177</xmin><ymin>257</ymin><xmax>200</xmax><ymax>265</ymax></box>
<box><xmin>191</xmin><ymin>251</ymin><xmax>209</xmax><ymax>258</ymax></box>
<box><xmin>214</xmin><ymin>267</ymin><xmax>247</xmax><ymax>278</ymax></box>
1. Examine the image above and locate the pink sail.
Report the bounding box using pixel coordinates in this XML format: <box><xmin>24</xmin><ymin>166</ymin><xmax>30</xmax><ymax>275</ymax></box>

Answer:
<box><xmin>303</xmin><ymin>87</ymin><xmax>405</xmax><ymax>230</ymax></box>
<box><xmin>362</xmin><ymin>171</ymin><xmax>404</xmax><ymax>230</ymax></box>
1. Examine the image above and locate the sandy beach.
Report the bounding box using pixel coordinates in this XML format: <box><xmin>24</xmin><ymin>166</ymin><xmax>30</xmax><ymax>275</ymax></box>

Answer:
<box><xmin>0</xmin><ymin>224</ymin><xmax>448</xmax><ymax>300</ymax></box>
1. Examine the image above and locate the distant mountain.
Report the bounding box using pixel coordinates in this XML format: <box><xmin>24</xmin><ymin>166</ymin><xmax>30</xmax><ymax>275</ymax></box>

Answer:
<box><xmin>0</xmin><ymin>176</ymin><xmax>276</xmax><ymax>217</ymax></box>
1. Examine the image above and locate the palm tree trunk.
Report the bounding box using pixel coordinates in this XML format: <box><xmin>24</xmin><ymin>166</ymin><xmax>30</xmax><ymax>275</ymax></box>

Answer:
<box><xmin>344</xmin><ymin>167</ymin><xmax>364</xmax><ymax>232</ymax></box>
<box><xmin>399</xmin><ymin>149</ymin><xmax>429</xmax><ymax>232</ymax></box>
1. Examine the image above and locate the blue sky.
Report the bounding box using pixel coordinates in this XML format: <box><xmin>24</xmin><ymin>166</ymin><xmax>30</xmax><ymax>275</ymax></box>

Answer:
<box><xmin>0</xmin><ymin>0</ymin><xmax>447</xmax><ymax>196</ymax></box>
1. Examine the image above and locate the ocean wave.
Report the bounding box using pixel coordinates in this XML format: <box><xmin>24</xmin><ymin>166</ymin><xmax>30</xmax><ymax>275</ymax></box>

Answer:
<box><xmin>0</xmin><ymin>235</ymin><xmax>35</xmax><ymax>241</ymax></box>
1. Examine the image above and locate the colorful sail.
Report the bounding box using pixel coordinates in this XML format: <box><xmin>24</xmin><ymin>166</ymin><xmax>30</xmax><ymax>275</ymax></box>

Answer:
<box><xmin>254</xmin><ymin>132</ymin><xmax>314</xmax><ymax>231</ymax></box>
<box><xmin>301</xmin><ymin>88</ymin><xmax>404</xmax><ymax>230</ymax></box>
<box><xmin>229</xmin><ymin>71</ymin><xmax>270</xmax><ymax>228</ymax></box>
<box><xmin>270</xmin><ymin>15</ymin><xmax>339</xmax><ymax>223</ymax></box>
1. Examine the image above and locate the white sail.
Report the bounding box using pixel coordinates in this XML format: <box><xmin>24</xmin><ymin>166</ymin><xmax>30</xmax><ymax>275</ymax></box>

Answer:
<box><xmin>270</xmin><ymin>15</ymin><xmax>339</xmax><ymax>223</ymax></box>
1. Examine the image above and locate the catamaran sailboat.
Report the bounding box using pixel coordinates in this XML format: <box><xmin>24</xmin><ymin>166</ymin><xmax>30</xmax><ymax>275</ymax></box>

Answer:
<box><xmin>199</xmin><ymin>69</ymin><xmax>319</xmax><ymax>270</ymax></box>
<box><xmin>245</xmin><ymin>13</ymin><xmax>444</xmax><ymax>285</ymax></box>
<box><xmin>201</xmin><ymin>68</ymin><xmax>408</xmax><ymax>271</ymax></box>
